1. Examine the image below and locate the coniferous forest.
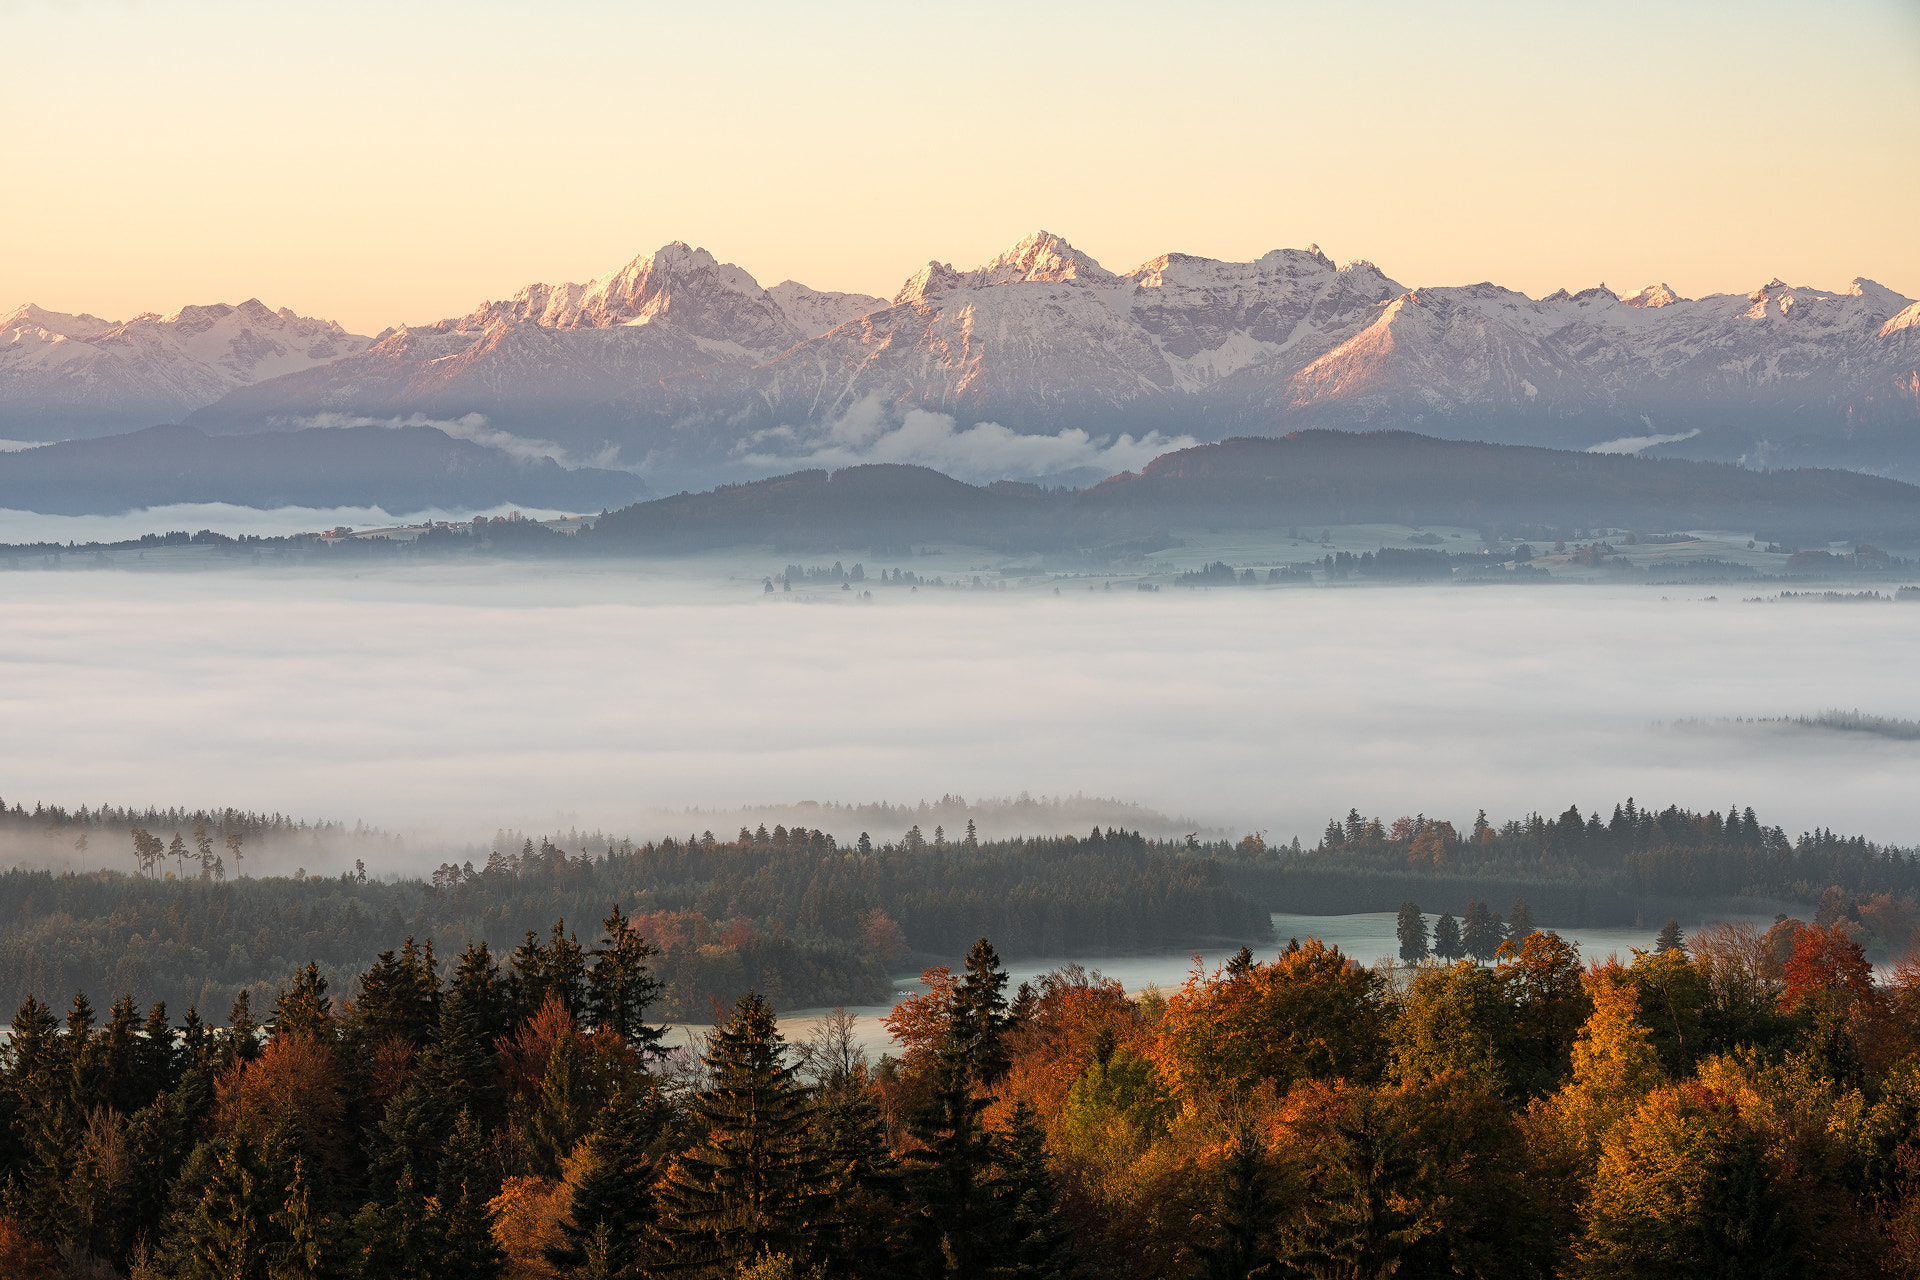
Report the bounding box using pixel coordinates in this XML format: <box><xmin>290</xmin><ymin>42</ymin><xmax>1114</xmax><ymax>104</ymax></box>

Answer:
<box><xmin>5</xmin><ymin>914</ymin><xmax>1920</xmax><ymax>1277</ymax></box>
<box><xmin>4</xmin><ymin>797</ymin><xmax>1920</xmax><ymax>1275</ymax></box>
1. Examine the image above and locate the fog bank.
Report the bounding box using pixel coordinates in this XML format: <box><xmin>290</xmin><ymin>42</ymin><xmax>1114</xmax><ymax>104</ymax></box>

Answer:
<box><xmin>2</xmin><ymin>564</ymin><xmax>1916</xmax><ymax>874</ymax></box>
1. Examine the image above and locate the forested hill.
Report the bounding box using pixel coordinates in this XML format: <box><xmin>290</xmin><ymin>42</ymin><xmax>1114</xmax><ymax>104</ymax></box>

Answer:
<box><xmin>578</xmin><ymin>431</ymin><xmax>1920</xmax><ymax>553</ymax></box>
<box><xmin>1225</xmin><ymin>798</ymin><xmax>1920</xmax><ymax>957</ymax></box>
<box><xmin>0</xmin><ymin>422</ymin><xmax>645</xmax><ymax>515</ymax></box>
<box><xmin>583</xmin><ymin>462</ymin><xmax>1067</xmax><ymax>552</ymax></box>
<box><xmin>0</xmin><ymin>824</ymin><xmax>1270</xmax><ymax>1020</ymax></box>
<box><xmin>1075</xmin><ymin>431</ymin><xmax>1920</xmax><ymax>544</ymax></box>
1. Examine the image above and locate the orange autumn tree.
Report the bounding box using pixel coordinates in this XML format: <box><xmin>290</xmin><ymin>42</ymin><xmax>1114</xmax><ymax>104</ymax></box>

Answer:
<box><xmin>1158</xmin><ymin>938</ymin><xmax>1388</xmax><ymax>1097</ymax></box>
<box><xmin>212</xmin><ymin>1032</ymin><xmax>348</xmax><ymax>1173</ymax></box>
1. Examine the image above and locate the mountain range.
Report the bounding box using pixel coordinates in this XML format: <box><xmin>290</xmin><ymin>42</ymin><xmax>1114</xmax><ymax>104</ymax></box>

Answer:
<box><xmin>0</xmin><ymin>300</ymin><xmax>369</xmax><ymax>435</ymax></box>
<box><xmin>7</xmin><ymin>233</ymin><xmax>1918</xmax><ymax>490</ymax></box>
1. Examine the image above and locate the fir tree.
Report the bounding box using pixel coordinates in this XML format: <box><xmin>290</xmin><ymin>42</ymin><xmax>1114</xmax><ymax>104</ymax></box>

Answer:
<box><xmin>1508</xmin><ymin>899</ymin><xmax>1538</xmax><ymax>941</ymax></box>
<box><xmin>506</xmin><ymin>930</ymin><xmax>550</xmax><ymax>1022</ymax></box>
<box><xmin>1282</xmin><ymin>1110</ymin><xmax>1424</xmax><ymax>1279</ymax></box>
<box><xmin>1395</xmin><ymin>902</ymin><xmax>1428</xmax><ymax>965</ymax></box>
<box><xmin>587</xmin><ymin>904</ymin><xmax>665</xmax><ymax>1054</ymax></box>
<box><xmin>904</xmin><ymin>988</ymin><xmax>1005</xmax><ymax>1276</ymax></box>
<box><xmin>449</xmin><ymin>940</ymin><xmax>510</xmax><ymax>1049</ymax></box>
<box><xmin>952</xmin><ymin>938</ymin><xmax>1011</xmax><ymax>1086</ymax></box>
<box><xmin>996</xmin><ymin>1100</ymin><xmax>1077</xmax><ymax>1279</ymax></box>
<box><xmin>437</xmin><ymin>1107</ymin><xmax>507</xmax><ymax>1280</ymax></box>
<box><xmin>1654</xmin><ymin>918</ymin><xmax>1687</xmax><ymax>957</ymax></box>
<box><xmin>548</xmin><ymin>1083</ymin><xmax>670</xmax><ymax>1276</ymax></box>
<box><xmin>658</xmin><ymin>992</ymin><xmax>826</xmax><ymax>1276</ymax></box>
<box><xmin>1191</xmin><ymin>1120</ymin><xmax>1273</xmax><ymax>1280</ymax></box>
<box><xmin>1432</xmin><ymin>913</ymin><xmax>1463</xmax><ymax>962</ymax></box>
<box><xmin>811</xmin><ymin>1080</ymin><xmax>907</xmax><ymax>1278</ymax></box>
<box><xmin>524</xmin><ymin>1027</ymin><xmax>588</xmax><ymax>1178</ymax></box>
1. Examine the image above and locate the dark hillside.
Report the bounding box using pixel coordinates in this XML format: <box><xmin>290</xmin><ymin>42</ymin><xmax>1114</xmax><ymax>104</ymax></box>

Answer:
<box><xmin>1073</xmin><ymin>431</ymin><xmax>1920</xmax><ymax>544</ymax></box>
<box><xmin>584</xmin><ymin>430</ymin><xmax>1920</xmax><ymax>552</ymax></box>
<box><xmin>584</xmin><ymin>462</ymin><xmax>1066</xmax><ymax>551</ymax></box>
<box><xmin>0</xmin><ymin>423</ymin><xmax>646</xmax><ymax>515</ymax></box>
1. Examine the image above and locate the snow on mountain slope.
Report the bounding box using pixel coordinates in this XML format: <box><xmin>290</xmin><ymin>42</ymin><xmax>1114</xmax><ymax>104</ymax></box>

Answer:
<box><xmin>164</xmin><ymin>230</ymin><xmax>1920</xmax><ymax>484</ymax></box>
<box><xmin>0</xmin><ymin>299</ymin><xmax>369</xmax><ymax>437</ymax></box>
<box><xmin>765</xmin><ymin>281</ymin><xmax>887</xmax><ymax>338</ymax></box>
<box><xmin>1276</xmin><ymin>273</ymin><xmax>1920</xmax><ymax>444</ymax></box>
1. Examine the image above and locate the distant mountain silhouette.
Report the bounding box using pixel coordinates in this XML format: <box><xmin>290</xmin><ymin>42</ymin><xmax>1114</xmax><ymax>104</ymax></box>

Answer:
<box><xmin>581</xmin><ymin>431</ymin><xmax>1920</xmax><ymax>552</ymax></box>
<box><xmin>0</xmin><ymin>423</ymin><xmax>645</xmax><ymax>515</ymax></box>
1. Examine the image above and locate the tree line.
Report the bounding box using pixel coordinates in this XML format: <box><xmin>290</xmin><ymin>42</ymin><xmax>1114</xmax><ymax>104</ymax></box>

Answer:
<box><xmin>7</xmin><ymin>902</ymin><xmax>1920</xmax><ymax>1277</ymax></box>
<box><xmin>1224</xmin><ymin>797</ymin><xmax>1920</xmax><ymax>951</ymax></box>
<box><xmin>0</xmin><ymin>824</ymin><xmax>1271</xmax><ymax>1022</ymax></box>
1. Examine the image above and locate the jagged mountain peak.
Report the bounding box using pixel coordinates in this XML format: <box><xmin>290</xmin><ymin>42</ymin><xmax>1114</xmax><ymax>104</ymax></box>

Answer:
<box><xmin>893</xmin><ymin>260</ymin><xmax>966</xmax><ymax>307</ymax></box>
<box><xmin>1622</xmin><ymin>283</ymin><xmax>1684</xmax><ymax>308</ymax></box>
<box><xmin>979</xmin><ymin>230</ymin><xmax>1115</xmax><ymax>284</ymax></box>
<box><xmin>3</xmin><ymin>303</ymin><xmax>116</xmax><ymax>340</ymax></box>
<box><xmin>478</xmin><ymin>241</ymin><xmax>799</xmax><ymax>357</ymax></box>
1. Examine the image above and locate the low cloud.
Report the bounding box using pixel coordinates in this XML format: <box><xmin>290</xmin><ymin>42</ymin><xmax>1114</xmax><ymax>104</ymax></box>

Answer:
<box><xmin>738</xmin><ymin>405</ymin><xmax>1196</xmax><ymax>482</ymax></box>
<box><xmin>299</xmin><ymin>412</ymin><xmax>627</xmax><ymax>472</ymax></box>
<box><xmin>4</xmin><ymin>572</ymin><xmax>1919</xmax><ymax>878</ymax></box>
<box><xmin>1587</xmin><ymin>428</ymin><xmax>1701</xmax><ymax>455</ymax></box>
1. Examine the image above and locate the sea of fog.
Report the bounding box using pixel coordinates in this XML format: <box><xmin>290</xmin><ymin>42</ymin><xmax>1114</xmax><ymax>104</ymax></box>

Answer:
<box><xmin>2</xmin><ymin>560</ymin><xmax>1918</xmax><ymax>875</ymax></box>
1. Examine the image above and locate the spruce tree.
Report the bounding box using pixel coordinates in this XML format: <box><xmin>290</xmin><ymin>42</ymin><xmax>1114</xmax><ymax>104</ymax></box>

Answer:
<box><xmin>1395</xmin><ymin>903</ymin><xmax>1428</xmax><ymax>965</ymax></box>
<box><xmin>951</xmin><ymin>938</ymin><xmax>1011</xmax><ymax>1086</ymax></box>
<box><xmin>812</xmin><ymin>1081</ymin><xmax>907</xmax><ymax>1278</ymax></box>
<box><xmin>450</xmin><ymin>941</ymin><xmax>510</xmax><ymax>1049</ymax></box>
<box><xmin>524</xmin><ymin>1027</ymin><xmax>588</xmax><ymax>1178</ymax></box>
<box><xmin>1282</xmin><ymin>1111</ymin><xmax>1423</xmax><ymax>1279</ymax></box>
<box><xmin>507</xmin><ymin>930</ymin><xmax>551</xmax><ymax>1022</ymax></box>
<box><xmin>658</xmin><ymin>992</ymin><xmax>826</xmax><ymax>1276</ymax></box>
<box><xmin>996</xmin><ymin>1100</ymin><xmax>1077</xmax><ymax>1279</ymax></box>
<box><xmin>587</xmin><ymin>904</ymin><xmax>665</xmax><ymax>1055</ymax></box>
<box><xmin>1432</xmin><ymin>913</ymin><xmax>1463</xmax><ymax>962</ymax></box>
<box><xmin>1508</xmin><ymin>899</ymin><xmax>1538</xmax><ymax>941</ymax></box>
<box><xmin>437</xmin><ymin>1107</ymin><xmax>507</xmax><ymax>1280</ymax></box>
<box><xmin>904</xmin><ymin>1030</ymin><xmax>1002</xmax><ymax>1273</ymax></box>
<box><xmin>548</xmin><ymin>1083</ymin><xmax>670</xmax><ymax>1276</ymax></box>
<box><xmin>1191</xmin><ymin>1120</ymin><xmax>1273</xmax><ymax>1280</ymax></box>
<box><xmin>1655</xmin><ymin>918</ymin><xmax>1687</xmax><ymax>956</ymax></box>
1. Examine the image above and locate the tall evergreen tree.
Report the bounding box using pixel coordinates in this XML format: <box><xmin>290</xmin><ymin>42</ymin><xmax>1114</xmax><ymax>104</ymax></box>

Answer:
<box><xmin>506</xmin><ymin>930</ymin><xmax>551</xmax><ymax>1023</ymax></box>
<box><xmin>437</xmin><ymin>1107</ymin><xmax>507</xmax><ymax>1280</ymax></box>
<box><xmin>1395</xmin><ymin>903</ymin><xmax>1428</xmax><ymax>965</ymax></box>
<box><xmin>1283</xmin><ymin>1110</ymin><xmax>1424</xmax><ymax>1280</ymax></box>
<box><xmin>658</xmin><ymin>992</ymin><xmax>825</xmax><ymax>1276</ymax></box>
<box><xmin>905</xmin><ymin>1029</ymin><xmax>1002</xmax><ymax>1273</ymax></box>
<box><xmin>548</xmin><ymin>1082</ymin><xmax>670</xmax><ymax>1277</ymax></box>
<box><xmin>450</xmin><ymin>941</ymin><xmax>510</xmax><ymax>1049</ymax></box>
<box><xmin>1432</xmin><ymin>913</ymin><xmax>1463</xmax><ymax>963</ymax></box>
<box><xmin>1507</xmin><ymin>899</ymin><xmax>1538</xmax><ymax>941</ymax></box>
<box><xmin>1654</xmin><ymin>918</ymin><xmax>1688</xmax><ymax>957</ymax></box>
<box><xmin>811</xmin><ymin>1081</ymin><xmax>907</xmax><ymax>1279</ymax></box>
<box><xmin>951</xmin><ymin>938</ymin><xmax>1011</xmax><ymax>1086</ymax></box>
<box><xmin>524</xmin><ymin>1026</ymin><xmax>589</xmax><ymax>1178</ymax></box>
<box><xmin>1191</xmin><ymin>1120</ymin><xmax>1273</xmax><ymax>1280</ymax></box>
<box><xmin>996</xmin><ymin>1100</ymin><xmax>1077</xmax><ymax>1279</ymax></box>
<box><xmin>587</xmin><ymin>904</ymin><xmax>665</xmax><ymax>1054</ymax></box>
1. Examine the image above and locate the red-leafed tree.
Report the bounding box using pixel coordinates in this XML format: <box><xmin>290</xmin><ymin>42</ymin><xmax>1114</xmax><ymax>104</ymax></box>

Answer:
<box><xmin>1779</xmin><ymin>923</ymin><xmax>1875</xmax><ymax>1014</ymax></box>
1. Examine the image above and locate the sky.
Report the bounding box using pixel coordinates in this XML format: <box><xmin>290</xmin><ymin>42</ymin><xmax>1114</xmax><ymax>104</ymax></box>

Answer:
<box><xmin>3</xmin><ymin>0</ymin><xmax>1917</xmax><ymax>335</ymax></box>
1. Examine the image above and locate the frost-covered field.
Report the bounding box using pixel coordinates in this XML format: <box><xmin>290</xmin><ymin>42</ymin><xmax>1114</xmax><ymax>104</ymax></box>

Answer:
<box><xmin>2</xmin><ymin>561</ymin><xmax>1917</xmax><ymax>869</ymax></box>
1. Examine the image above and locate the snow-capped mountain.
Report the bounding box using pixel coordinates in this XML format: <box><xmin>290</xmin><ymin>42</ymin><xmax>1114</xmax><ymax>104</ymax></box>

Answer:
<box><xmin>0</xmin><ymin>299</ymin><xmax>369</xmax><ymax>437</ymax></box>
<box><xmin>40</xmin><ymin>231</ymin><xmax>1920</xmax><ymax>484</ymax></box>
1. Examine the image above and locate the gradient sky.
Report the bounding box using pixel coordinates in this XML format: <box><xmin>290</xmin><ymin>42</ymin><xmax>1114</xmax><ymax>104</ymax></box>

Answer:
<box><xmin>4</xmin><ymin>0</ymin><xmax>1917</xmax><ymax>335</ymax></box>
